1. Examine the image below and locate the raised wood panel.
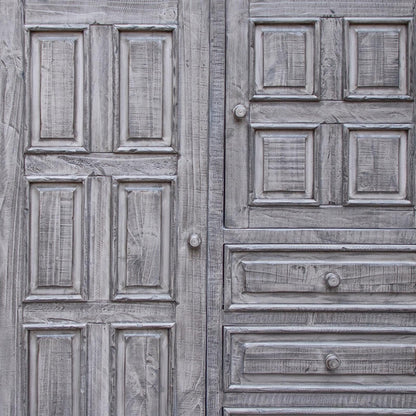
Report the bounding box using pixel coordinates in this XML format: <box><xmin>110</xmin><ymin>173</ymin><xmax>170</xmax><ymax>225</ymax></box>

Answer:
<box><xmin>253</xmin><ymin>20</ymin><xmax>319</xmax><ymax>99</ymax></box>
<box><xmin>224</xmin><ymin>244</ymin><xmax>416</xmax><ymax>310</ymax></box>
<box><xmin>28</xmin><ymin>178</ymin><xmax>85</xmax><ymax>300</ymax></box>
<box><xmin>116</xmin><ymin>27</ymin><xmax>175</xmax><ymax>152</ymax></box>
<box><xmin>26</xmin><ymin>325</ymin><xmax>86</xmax><ymax>416</ymax></box>
<box><xmin>112</xmin><ymin>324</ymin><xmax>173</xmax><ymax>416</ymax></box>
<box><xmin>113</xmin><ymin>178</ymin><xmax>174</xmax><ymax>301</ymax></box>
<box><xmin>344</xmin><ymin>124</ymin><xmax>413</xmax><ymax>205</ymax></box>
<box><xmin>345</xmin><ymin>19</ymin><xmax>412</xmax><ymax>100</ymax></box>
<box><xmin>223</xmin><ymin>408</ymin><xmax>416</xmax><ymax>415</ymax></box>
<box><xmin>224</xmin><ymin>327</ymin><xmax>416</xmax><ymax>392</ymax></box>
<box><xmin>28</xmin><ymin>28</ymin><xmax>87</xmax><ymax>151</ymax></box>
<box><xmin>252</xmin><ymin>126</ymin><xmax>316</xmax><ymax>204</ymax></box>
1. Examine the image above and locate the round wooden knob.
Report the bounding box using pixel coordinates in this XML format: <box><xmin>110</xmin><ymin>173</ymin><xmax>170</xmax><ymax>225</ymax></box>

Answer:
<box><xmin>325</xmin><ymin>272</ymin><xmax>341</xmax><ymax>288</ymax></box>
<box><xmin>233</xmin><ymin>104</ymin><xmax>247</xmax><ymax>119</ymax></box>
<box><xmin>188</xmin><ymin>233</ymin><xmax>202</xmax><ymax>248</ymax></box>
<box><xmin>325</xmin><ymin>353</ymin><xmax>341</xmax><ymax>370</ymax></box>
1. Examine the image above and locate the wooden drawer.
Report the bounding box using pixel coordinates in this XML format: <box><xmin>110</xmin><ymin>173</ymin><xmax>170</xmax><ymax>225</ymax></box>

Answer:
<box><xmin>224</xmin><ymin>245</ymin><xmax>416</xmax><ymax>310</ymax></box>
<box><xmin>223</xmin><ymin>409</ymin><xmax>416</xmax><ymax>416</ymax></box>
<box><xmin>223</xmin><ymin>326</ymin><xmax>416</xmax><ymax>393</ymax></box>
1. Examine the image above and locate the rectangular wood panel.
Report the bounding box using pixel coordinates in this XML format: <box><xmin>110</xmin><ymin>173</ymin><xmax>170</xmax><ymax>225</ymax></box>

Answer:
<box><xmin>224</xmin><ymin>327</ymin><xmax>416</xmax><ymax>392</ymax></box>
<box><xmin>345</xmin><ymin>19</ymin><xmax>412</xmax><ymax>100</ymax></box>
<box><xmin>113</xmin><ymin>178</ymin><xmax>174</xmax><ymax>301</ymax></box>
<box><xmin>28</xmin><ymin>28</ymin><xmax>87</xmax><ymax>151</ymax></box>
<box><xmin>28</xmin><ymin>178</ymin><xmax>85</xmax><ymax>300</ymax></box>
<box><xmin>224</xmin><ymin>244</ymin><xmax>416</xmax><ymax>310</ymax></box>
<box><xmin>223</xmin><ymin>408</ymin><xmax>416</xmax><ymax>415</ymax></box>
<box><xmin>26</xmin><ymin>325</ymin><xmax>85</xmax><ymax>416</ymax></box>
<box><xmin>112</xmin><ymin>324</ymin><xmax>172</xmax><ymax>416</ymax></box>
<box><xmin>116</xmin><ymin>27</ymin><xmax>175</xmax><ymax>151</ymax></box>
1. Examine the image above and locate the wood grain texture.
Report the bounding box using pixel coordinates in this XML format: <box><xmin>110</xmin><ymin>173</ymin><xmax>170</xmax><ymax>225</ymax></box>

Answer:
<box><xmin>113</xmin><ymin>325</ymin><xmax>171</xmax><ymax>416</ymax></box>
<box><xmin>90</xmin><ymin>25</ymin><xmax>113</xmax><ymax>152</ymax></box>
<box><xmin>0</xmin><ymin>0</ymin><xmax>25</xmax><ymax>413</ymax></box>
<box><xmin>175</xmin><ymin>0</ymin><xmax>208</xmax><ymax>414</ymax></box>
<box><xmin>225</xmin><ymin>245</ymin><xmax>416</xmax><ymax>309</ymax></box>
<box><xmin>224</xmin><ymin>327</ymin><xmax>416</xmax><ymax>393</ymax></box>
<box><xmin>24</xmin><ymin>0</ymin><xmax>178</xmax><ymax>24</ymax></box>
<box><xmin>113</xmin><ymin>179</ymin><xmax>173</xmax><ymax>300</ymax></box>
<box><xmin>28</xmin><ymin>29</ymin><xmax>88</xmax><ymax>151</ymax></box>
<box><xmin>250</xmin><ymin>0</ymin><xmax>414</xmax><ymax>17</ymax></box>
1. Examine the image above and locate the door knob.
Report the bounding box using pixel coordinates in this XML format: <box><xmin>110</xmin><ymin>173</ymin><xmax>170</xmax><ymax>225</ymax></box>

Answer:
<box><xmin>325</xmin><ymin>353</ymin><xmax>341</xmax><ymax>370</ymax></box>
<box><xmin>233</xmin><ymin>104</ymin><xmax>247</xmax><ymax>120</ymax></box>
<box><xmin>324</xmin><ymin>272</ymin><xmax>341</xmax><ymax>288</ymax></box>
<box><xmin>188</xmin><ymin>233</ymin><xmax>202</xmax><ymax>249</ymax></box>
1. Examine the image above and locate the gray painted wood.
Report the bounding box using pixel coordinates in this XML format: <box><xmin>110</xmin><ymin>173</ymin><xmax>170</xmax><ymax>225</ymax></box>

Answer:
<box><xmin>2</xmin><ymin>0</ymin><xmax>416</xmax><ymax>415</ymax></box>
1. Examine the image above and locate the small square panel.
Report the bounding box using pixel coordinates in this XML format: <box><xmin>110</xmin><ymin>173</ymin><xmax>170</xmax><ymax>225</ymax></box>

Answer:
<box><xmin>253</xmin><ymin>20</ymin><xmax>319</xmax><ymax>99</ymax></box>
<box><xmin>345</xmin><ymin>126</ymin><xmax>411</xmax><ymax>205</ymax></box>
<box><xmin>253</xmin><ymin>126</ymin><xmax>316</xmax><ymax>205</ymax></box>
<box><xmin>346</xmin><ymin>20</ymin><xmax>411</xmax><ymax>99</ymax></box>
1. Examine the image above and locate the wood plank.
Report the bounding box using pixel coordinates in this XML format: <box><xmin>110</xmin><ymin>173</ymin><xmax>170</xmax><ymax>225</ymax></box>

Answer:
<box><xmin>175</xmin><ymin>0</ymin><xmax>208</xmax><ymax>413</ymax></box>
<box><xmin>0</xmin><ymin>0</ymin><xmax>25</xmax><ymax>412</ymax></box>
<box><xmin>224</xmin><ymin>0</ymin><xmax>249</xmax><ymax>227</ymax></box>
<box><xmin>250</xmin><ymin>101</ymin><xmax>413</xmax><ymax>123</ymax></box>
<box><xmin>90</xmin><ymin>25</ymin><xmax>113</xmax><ymax>152</ymax></box>
<box><xmin>24</xmin><ymin>0</ymin><xmax>178</xmax><ymax>24</ymax></box>
<box><xmin>250</xmin><ymin>0</ymin><xmax>414</xmax><ymax>17</ymax></box>
<box><xmin>25</xmin><ymin>154</ymin><xmax>177</xmax><ymax>176</ymax></box>
<box><xmin>248</xmin><ymin>206</ymin><xmax>415</xmax><ymax>228</ymax></box>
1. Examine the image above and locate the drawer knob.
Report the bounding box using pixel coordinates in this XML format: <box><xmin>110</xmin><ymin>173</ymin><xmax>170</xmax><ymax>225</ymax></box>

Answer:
<box><xmin>233</xmin><ymin>104</ymin><xmax>247</xmax><ymax>120</ymax></box>
<box><xmin>325</xmin><ymin>353</ymin><xmax>341</xmax><ymax>371</ymax></box>
<box><xmin>325</xmin><ymin>272</ymin><xmax>341</xmax><ymax>288</ymax></box>
<box><xmin>188</xmin><ymin>233</ymin><xmax>202</xmax><ymax>249</ymax></box>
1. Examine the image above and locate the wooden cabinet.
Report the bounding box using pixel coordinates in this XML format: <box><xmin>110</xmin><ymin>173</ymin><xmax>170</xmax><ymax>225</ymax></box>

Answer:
<box><xmin>1</xmin><ymin>0</ymin><xmax>416</xmax><ymax>415</ymax></box>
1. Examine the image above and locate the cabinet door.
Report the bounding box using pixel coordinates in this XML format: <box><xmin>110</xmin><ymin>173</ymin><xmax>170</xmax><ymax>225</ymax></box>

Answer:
<box><xmin>225</xmin><ymin>0</ymin><xmax>415</xmax><ymax>228</ymax></box>
<box><xmin>0</xmin><ymin>0</ymin><xmax>209</xmax><ymax>415</ymax></box>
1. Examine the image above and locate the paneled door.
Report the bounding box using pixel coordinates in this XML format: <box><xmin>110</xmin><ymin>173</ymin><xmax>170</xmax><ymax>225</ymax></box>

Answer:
<box><xmin>0</xmin><ymin>0</ymin><xmax>208</xmax><ymax>415</ymax></box>
<box><xmin>207</xmin><ymin>0</ymin><xmax>416</xmax><ymax>415</ymax></box>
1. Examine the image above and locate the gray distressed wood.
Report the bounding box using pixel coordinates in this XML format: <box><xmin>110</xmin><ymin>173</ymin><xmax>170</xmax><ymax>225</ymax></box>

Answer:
<box><xmin>90</xmin><ymin>25</ymin><xmax>113</xmax><ymax>152</ymax></box>
<box><xmin>0</xmin><ymin>0</ymin><xmax>25</xmax><ymax>413</ymax></box>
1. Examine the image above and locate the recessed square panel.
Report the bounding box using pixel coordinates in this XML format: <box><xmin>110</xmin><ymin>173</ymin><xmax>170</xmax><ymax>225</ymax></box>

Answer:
<box><xmin>346</xmin><ymin>20</ymin><xmax>411</xmax><ymax>99</ymax></box>
<box><xmin>345</xmin><ymin>126</ymin><xmax>412</xmax><ymax>205</ymax></box>
<box><xmin>253</xmin><ymin>21</ymin><xmax>319</xmax><ymax>99</ymax></box>
<box><xmin>252</xmin><ymin>127</ymin><xmax>316</xmax><ymax>205</ymax></box>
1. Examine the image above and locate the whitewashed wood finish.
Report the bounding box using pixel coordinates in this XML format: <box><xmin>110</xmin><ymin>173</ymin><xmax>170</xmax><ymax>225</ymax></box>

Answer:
<box><xmin>345</xmin><ymin>19</ymin><xmax>412</xmax><ymax>100</ymax></box>
<box><xmin>224</xmin><ymin>327</ymin><xmax>416</xmax><ymax>393</ymax></box>
<box><xmin>225</xmin><ymin>244</ymin><xmax>416</xmax><ymax>310</ymax></box>
<box><xmin>344</xmin><ymin>124</ymin><xmax>414</xmax><ymax>205</ymax></box>
<box><xmin>252</xmin><ymin>20</ymin><xmax>319</xmax><ymax>100</ymax></box>
<box><xmin>223</xmin><ymin>408</ymin><xmax>416</xmax><ymax>415</ymax></box>
<box><xmin>115</xmin><ymin>27</ymin><xmax>175</xmax><ymax>151</ymax></box>
<box><xmin>217</xmin><ymin>0</ymin><xmax>416</xmax><ymax>415</ymax></box>
<box><xmin>111</xmin><ymin>323</ymin><xmax>173</xmax><ymax>416</ymax></box>
<box><xmin>225</xmin><ymin>1</ymin><xmax>414</xmax><ymax>229</ymax></box>
<box><xmin>28</xmin><ymin>178</ymin><xmax>86</xmax><ymax>300</ymax></box>
<box><xmin>25</xmin><ymin>324</ymin><xmax>86</xmax><ymax>416</ymax></box>
<box><xmin>27</xmin><ymin>27</ymin><xmax>89</xmax><ymax>152</ymax></box>
<box><xmin>15</xmin><ymin>0</ymin><xmax>208</xmax><ymax>415</ymax></box>
<box><xmin>112</xmin><ymin>178</ymin><xmax>174</xmax><ymax>301</ymax></box>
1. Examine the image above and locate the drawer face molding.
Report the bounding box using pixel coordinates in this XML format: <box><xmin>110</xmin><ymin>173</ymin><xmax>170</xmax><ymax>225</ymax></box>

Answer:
<box><xmin>223</xmin><ymin>326</ymin><xmax>416</xmax><ymax>392</ymax></box>
<box><xmin>224</xmin><ymin>244</ymin><xmax>416</xmax><ymax>310</ymax></box>
<box><xmin>223</xmin><ymin>409</ymin><xmax>416</xmax><ymax>416</ymax></box>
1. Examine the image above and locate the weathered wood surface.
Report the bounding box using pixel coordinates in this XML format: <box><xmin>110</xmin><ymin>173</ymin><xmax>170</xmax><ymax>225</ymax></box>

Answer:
<box><xmin>0</xmin><ymin>0</ymin><xmax>24</xmax><ymax>414</ymax></box>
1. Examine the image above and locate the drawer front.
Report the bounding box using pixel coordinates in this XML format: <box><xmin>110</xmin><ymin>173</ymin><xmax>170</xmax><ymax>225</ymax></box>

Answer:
<box><xmin>224</xmin><ymin>245</ymin><xmax>416</xmax><ymax>310</ymax></box>
<box><xmin>223</xmin><ymin>409</ymin><xmax>416</xmax><ymax>416</ymax></box>
<box><xmin>224</xmin><ymin>327</ymin><xmax>416</xmax><ymax>392</ymax></box>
